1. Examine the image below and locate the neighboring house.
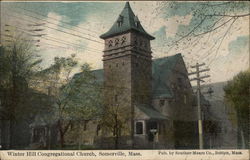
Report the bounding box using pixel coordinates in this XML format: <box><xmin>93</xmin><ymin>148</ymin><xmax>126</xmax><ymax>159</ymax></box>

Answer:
<box><xmin>0</xmin><ymin>85</ymin><xmax>55</xmax><ymax>149</ymax></box>
<box><xmin>202</xmin><ymin>82</ymin><xmax>238</xmax><ymax>149</ymax></box>
<box><xmin>29</xmin><ymin>112</ymin><xmax>57</xmax><ymax>149</ymax></box>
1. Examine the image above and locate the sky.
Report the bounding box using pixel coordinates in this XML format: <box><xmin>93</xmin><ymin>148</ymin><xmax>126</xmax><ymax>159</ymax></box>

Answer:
<box><xmin>1</xmin><ymin>1</ymin><xmax>249</xmax><ymax>84</ymax></box>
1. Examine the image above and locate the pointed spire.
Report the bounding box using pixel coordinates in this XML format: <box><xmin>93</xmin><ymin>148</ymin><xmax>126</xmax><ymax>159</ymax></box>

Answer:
<box><xmin>100</xmin><ymin>2</ymin><xmax>155</xmax><ymax>40</ymax></box>
<box><xmin>125</xmin><ymin>1</ymin><xmax>130</xmax><ymax>8</ymax></box>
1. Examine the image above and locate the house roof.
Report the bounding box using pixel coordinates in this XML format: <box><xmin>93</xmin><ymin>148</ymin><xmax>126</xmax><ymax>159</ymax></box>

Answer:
<box><xmin>100</xmin><ymin>2</ymin><xmax>154</xmax><ymax>40</ymax></box>
<box><xmin>136</xmin><ymin>104</ymin><xmax>168</xmax><ymax>120</ymax></box>
<box><xmin>91</xmin><ymin>69</ymin><xmax>104</xmax><ymax>83</ymax></box>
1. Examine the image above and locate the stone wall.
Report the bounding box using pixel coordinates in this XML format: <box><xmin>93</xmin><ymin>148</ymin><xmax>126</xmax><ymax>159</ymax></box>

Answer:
<box><xmin>102</xmin><ymin>31</ymin><xmax>153</xmax><ymax>142</ymax></box>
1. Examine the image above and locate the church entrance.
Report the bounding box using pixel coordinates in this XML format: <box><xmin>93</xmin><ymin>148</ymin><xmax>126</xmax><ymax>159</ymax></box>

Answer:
<box><xmin>134</xmin><ymin>120</ymin><xmax>161</xmax><ymax>148</ymax></box>
<box><xmin>146</xmin><ymin>121</ymin><xmax>158</xmax><ymax>142</ymax></box>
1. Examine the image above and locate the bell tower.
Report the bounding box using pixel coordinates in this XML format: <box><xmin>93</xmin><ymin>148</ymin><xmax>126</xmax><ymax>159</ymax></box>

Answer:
<box><xmin>100</xmin><ymin>2</ymin><xmax>155</xmax><ymax>143</ymax></box>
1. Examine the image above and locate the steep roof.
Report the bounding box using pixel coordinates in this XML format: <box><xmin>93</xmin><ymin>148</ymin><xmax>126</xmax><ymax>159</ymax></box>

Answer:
<box><xmin>100</xmin><ymin>2</ymin><xmax>155</xmax><ymax>40</ymax></box>
<box><xmin>152</xmin><ymin>53</ymin><xmax>183</xmax><ymax>98</ymax></box>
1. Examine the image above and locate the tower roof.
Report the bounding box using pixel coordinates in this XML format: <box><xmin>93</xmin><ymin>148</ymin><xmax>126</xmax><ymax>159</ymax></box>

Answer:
<box><xmin>100</xmin><ymin>2</ymin><xmax>155</xmax><ymax>40</ymax></box>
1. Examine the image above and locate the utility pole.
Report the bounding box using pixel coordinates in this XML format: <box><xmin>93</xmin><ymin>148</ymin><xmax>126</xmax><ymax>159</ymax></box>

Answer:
<box><xmin>189</xmin><ymin>63</ymin><xmax>210</xmax><ymax>149</ymax></box>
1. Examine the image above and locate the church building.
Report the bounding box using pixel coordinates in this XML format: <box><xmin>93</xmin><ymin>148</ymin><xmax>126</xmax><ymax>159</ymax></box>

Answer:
<box><xmin>94</xmin><ymin>2</ymin><xmax>198</xmax><ymax>149</ymax></box>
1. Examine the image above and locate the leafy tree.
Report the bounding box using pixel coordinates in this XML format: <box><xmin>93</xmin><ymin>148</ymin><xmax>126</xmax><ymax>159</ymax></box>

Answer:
<box><xmin>39</xmin><ymin>55</ymin><xmax>102</xmax><ymax>148</ymax></box>
<box><xmin>0</xmin><ymin>33</ymin><xmax>42</xmax><ymax>148</ymax></box>
<box><xmin>224</xmin><ymin>69</ymin><xmax>250</xmax><ymax>148</ymax></box>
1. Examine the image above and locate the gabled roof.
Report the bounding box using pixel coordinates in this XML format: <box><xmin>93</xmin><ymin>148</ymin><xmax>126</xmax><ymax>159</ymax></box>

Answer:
<box><xmin>152</xmin><ymin>53</ymin><xmax>183</xmax><ymax>98</ymax></box>
<box><xmin>136</xmin><ymin>104</ymin><xmax>168</xmax><ymax>120</ymax></box>
<box><xmin>100</xmin><ymin>2</ymin><xmax>155</xmax><ymax>40</ymax></box>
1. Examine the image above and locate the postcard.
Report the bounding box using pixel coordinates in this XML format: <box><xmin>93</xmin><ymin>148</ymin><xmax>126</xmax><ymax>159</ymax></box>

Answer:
<box><xmin>0</xmin><ymin>1</ymin><xmax>249</xmax><ymax>160</ymax></box>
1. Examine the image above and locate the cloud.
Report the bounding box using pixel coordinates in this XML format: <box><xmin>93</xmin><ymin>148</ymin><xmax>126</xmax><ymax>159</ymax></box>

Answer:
<box><xmin>1</xmin><ymin>1</ymin><xmax>249</xmax><ymax>83</ymax></box>
<box><xmin>210</xmin><ymin>35</ymin><xmax>249</xmax><ymax>82</ymax></box>
<box><xmin>131</xmin><ymin>2</ymin><xmax>193</xmax><ymax>38</ymax></box>
<box><xmin>34</xmin><ymin>2</ymin><xmax>122</xmax><ymax>70</ymax></box>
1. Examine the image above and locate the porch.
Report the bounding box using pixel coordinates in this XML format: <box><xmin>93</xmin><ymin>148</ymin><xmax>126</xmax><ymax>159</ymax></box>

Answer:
<box><xmin>134</xmin><ymin>105</ymin><xmax>173</xmax><ymax>149</ymax></box>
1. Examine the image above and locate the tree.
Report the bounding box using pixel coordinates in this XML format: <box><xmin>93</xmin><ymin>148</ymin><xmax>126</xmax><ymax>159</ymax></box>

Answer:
<box><xmin>98</xmin><ymin>67</ymin><xmax>131</xmax><ymax>149</ymax></box>
<box><xmin>224</xmin><ymin>69</ymin><xmax>250</xmax><ymax>148</ymax></box>
<box><xmin>100</xmin><ymin>86</ymin><xmax>130</xmax><ymax>149</ymax></box>
<box><xmin>39</xmin><ymin>55</ymin><xmax>102</xmax><ymax>148</ymax></box>
<box><xmin>0</xmin><ymin>33</ymin><xmax>42</xmax><ymax>148</ymax></box>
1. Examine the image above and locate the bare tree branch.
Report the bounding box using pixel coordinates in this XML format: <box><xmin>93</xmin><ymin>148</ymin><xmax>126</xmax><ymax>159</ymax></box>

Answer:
<box><xmin>208</xmin><ymin>18</ymin><xmax>237</xmax><ymax>66</ymax></box>
<box><xmin>174</xmin><ymin>16</ymin><xmax>208</xmax><ymax>44</ymax></box>
<box><xmin>205</xmin><ymin>13</ymin><xmax>250</xmax><ymax>17</ymax></box>
<box><xmin>194</xmin><ymin>17</ymin><xmax>234</xmax><ymax>37</ymax></box>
